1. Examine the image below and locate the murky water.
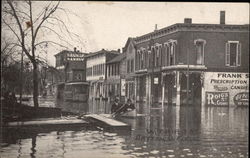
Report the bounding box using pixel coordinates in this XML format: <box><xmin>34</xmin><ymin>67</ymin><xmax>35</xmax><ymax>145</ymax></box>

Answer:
<box><xmin>1</xmin><ymin>98</ymin><xmax>248</xmax><ymax>158</ymax></box>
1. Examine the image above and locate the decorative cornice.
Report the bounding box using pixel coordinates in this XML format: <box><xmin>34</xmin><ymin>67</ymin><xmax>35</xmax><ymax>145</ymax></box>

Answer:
<box><xmin>134</xmin><ymin>23</ymin><xmax>249</xmax><ymax>44</ymax></box>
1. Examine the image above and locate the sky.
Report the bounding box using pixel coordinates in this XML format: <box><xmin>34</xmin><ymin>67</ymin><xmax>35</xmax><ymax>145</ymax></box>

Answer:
<box><xmin>36</xmin><ymin>2</ymin><xmax>249</xmax><ymax>66</ymax></box>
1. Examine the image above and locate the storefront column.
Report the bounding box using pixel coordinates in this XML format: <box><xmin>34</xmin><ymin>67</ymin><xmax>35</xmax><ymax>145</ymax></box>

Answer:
<box><xmin>134</xmin><ymin>78</ymin><xmax>137</xmax><ymax>102</ymax></box>
<box><xmin>161</xmin><ymin>83</ymin><xmax>165</xmax><ymax>111</ymax></box>
<box><xmin>176</xmin><ymin>71</ymin><xmax>181</xmax><ymax>106</ymax></box>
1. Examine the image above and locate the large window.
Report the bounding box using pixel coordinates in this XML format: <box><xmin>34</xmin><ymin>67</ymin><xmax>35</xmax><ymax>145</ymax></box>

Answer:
<box><xmin>194</xmin><ymin>39</ymin><xmax>206</xmax><ymax>65</ymax></box>
<box><xmin>163</xmin><ymin>40</ymin><xmax>177</xmax><ymax>66</ymax></box>
<box><xmin>225</xmin><ymin>41</ymin><xmax>241</xmax><ymax>66</ymax></box>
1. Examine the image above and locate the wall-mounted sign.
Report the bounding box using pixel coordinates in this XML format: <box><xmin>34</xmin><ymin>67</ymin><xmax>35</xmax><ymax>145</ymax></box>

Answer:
<box><xmin>203</xmin><ymin>72</ymin><xmax>249</xmax><ymax>106</ymax></box>
<box><xmin>234</xmin><ymin>92</ymin><xmax>249</xmax><ymax>106</ymax></box>
<box><xmin>154</xmin><ymin>77</ymin><xmax>159</xmax><ymax>84</ymax></box>
<box><xmin>206</xmin><ymin>92</ymin><xmax>229</xmax><ymax>106</ymax></box>
<box><xmin>121</xmin><ymin>79</ymin><xmax>126</xmax><ymax>96</ymax></box>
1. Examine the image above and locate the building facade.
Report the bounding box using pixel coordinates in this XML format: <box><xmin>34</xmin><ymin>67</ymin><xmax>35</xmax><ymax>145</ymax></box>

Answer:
<box><xmin>85</xmin><ymin>49</ymin><xmax>120</xmax><ymax>101</ymax></box>
<box><xmin>54</xmin><ymin>48</ymin><xmax>87</xmax><ymax>98</ymax></box>
<box><xmin>133</xmin><ymin>11</ymin><xmax>249</xmax><ymax>108</ymax></box>
<box><xmin>122</xmin><ymin>38</ymin><xmax>136</xmax><ymax>102</ymax></box>
<box><xmin>105</xmin><ymin>53</ymin><xmax>126</xmax><ymax>102</ymax></box>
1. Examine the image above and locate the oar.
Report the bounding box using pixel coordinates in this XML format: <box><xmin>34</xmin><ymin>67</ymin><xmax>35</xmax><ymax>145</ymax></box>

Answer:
<box><xmin>111</xmin><ymin>104</ymin><xmax>127</xmax><ymax>117</ymax></box>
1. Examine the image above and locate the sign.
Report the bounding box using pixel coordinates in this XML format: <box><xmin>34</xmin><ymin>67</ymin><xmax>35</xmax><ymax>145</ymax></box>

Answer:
<box><xmin>203</xmin><ymin>72</ymin><xmax>249</xmax><ymax>106</ymax></box>
<box><xmin>234</xmin><ymin>92</ymin><xmax>249</xmax><ymax>106</ymax></box>
<box><xmin>206</xmin><ymin>92</ymin><xmax>229</xmax><ymax>106</ymax></box>
<box><xmin>121</xmin><ymin>79</ymin><xmax>126</xmax><ymax>96</ymax></box>
<box><xmin>154</xmin><ymin>77</ymin><xmax>159</xmax><ymax>84</ymax></box>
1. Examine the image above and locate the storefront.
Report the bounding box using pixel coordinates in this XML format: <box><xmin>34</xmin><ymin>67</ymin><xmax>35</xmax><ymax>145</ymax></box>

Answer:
<box><xmin>202</xmin><ymin>72</ymin><xmax>249</xmax><ymax>106</ymax></box>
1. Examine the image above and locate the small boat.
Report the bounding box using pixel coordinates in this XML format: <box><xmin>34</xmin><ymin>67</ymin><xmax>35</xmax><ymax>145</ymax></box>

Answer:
<box><xmin>120</xmin><ymin>109</ymin><xmax>137</xmax><ymax>118</ymax></box>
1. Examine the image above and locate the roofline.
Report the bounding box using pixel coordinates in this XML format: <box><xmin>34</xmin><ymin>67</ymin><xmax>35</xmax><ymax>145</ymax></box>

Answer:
<box><xmin>134</xmin><ymin>23</ymin><xmax>249</xmax><ymax>43</ymax></box>
<box><xmin>85</xmin><ymin>49</ymin><xmax>120</xmax><ymax>58</ymax></box>
<box><xmin>54</xmin><ymin>50</ymin><xmax>87</xmax><ymax>57</ymax></box>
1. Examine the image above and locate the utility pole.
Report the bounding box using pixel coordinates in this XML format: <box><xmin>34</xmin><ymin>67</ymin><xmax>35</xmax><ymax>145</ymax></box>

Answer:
<box><xmin>187</xmin><ymin>49</ymin><xmax>190</xmax><ymax>105</ymax></box>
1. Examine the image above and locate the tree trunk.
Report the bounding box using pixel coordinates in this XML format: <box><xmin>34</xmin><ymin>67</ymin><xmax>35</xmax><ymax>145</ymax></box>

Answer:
<box><xmin>32</xmin><ymin>62</ymin><xmax>39</xmax><ymax>108</ymax></box>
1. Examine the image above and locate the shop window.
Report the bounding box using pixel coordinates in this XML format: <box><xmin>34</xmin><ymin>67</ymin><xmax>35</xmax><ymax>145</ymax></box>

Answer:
<box><xmin>225</xmin><ymin>41</ymin><xmax>241</xmax><ymax>66</ymax></box>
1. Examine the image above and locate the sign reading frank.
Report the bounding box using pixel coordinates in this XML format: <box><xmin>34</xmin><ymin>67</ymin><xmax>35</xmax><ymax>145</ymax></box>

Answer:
<box><xmin>204</xmin><ymin>72</ymin><xmax>249</xmax><ymax>106</ymax></box>
<box><xmin>206</xmin><ymin>92</ymin><xmax>229</xmax><ymax>106</ymax></box>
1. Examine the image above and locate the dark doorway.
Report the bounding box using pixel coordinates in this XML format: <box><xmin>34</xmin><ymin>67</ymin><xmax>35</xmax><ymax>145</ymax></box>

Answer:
<box><xmin>180</xmin><ymin>72</ymin><xmax>202</xmax><ymax>105</ymax></box>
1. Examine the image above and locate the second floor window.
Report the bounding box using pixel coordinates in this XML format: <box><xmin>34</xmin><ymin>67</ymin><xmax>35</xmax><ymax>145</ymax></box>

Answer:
<box><xmin>194</xmin><ymin>39</ymin><xmax>206</xmax><ymax>65</ymax></box>
<box><xmin>225</xmin><ymin>41</ymin><xmax>241</xmax><ymax>67</ymax></box>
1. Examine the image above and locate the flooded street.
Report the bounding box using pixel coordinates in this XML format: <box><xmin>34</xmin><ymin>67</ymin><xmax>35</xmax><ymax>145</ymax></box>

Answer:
<box><xmin>1</xmin><ymin>98</ymin><xmax>249</xmax><ymax>158</ymax></box>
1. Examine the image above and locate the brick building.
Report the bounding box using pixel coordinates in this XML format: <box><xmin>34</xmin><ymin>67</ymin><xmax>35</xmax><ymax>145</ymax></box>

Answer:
<box><xmin>133</xmin><ymin>11</ymin><xmax>249</xmax><ymax>108</ymax></box>
<box><xmin>122</xmin><ymin>38</ymin><xmax>136</xmax><ymax>102</ymax></box>
<box><xmin>105</xmin><ymin>52</ymin><xmax>126</xmax><ymax>101</ymax></box>
<box><xmin>54</xmin><ymin>48</ymin><xmax>87</xmax><ymax>99</ymax></box>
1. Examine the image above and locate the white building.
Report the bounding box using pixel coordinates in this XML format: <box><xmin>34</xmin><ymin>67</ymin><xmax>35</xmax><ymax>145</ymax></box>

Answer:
<box><xmin>85</xmin><ymin>49</ymin><xmax>120</xmax><ymax>100</ymax></box>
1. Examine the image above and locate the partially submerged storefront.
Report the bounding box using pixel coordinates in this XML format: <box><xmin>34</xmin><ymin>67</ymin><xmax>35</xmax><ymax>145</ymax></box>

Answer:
<box><xmin>161</xmin><ymin>65</ymin><xmax>206</xmax><ymax>106</ymax></box>
<box><xmin>202</xmin><ymin>72</ymin><xmax>249</xmax><ymax>107</ymax></box>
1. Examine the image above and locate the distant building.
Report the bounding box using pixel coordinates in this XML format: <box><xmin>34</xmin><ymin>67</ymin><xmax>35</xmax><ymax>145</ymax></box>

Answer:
<box><xmin>85</xmin><ymin>49</ymin><xmax>120</xmax><ymax>100</ymax></box>
<box><xmin>105</xmin><ymin>52</ymin><xmax>126</xmax><ymax>101</ymax></box>
<box><xmin>54</xmin><ymin>48</ymin><xmax>87</xmax><ymax>83</ymax></box>
<box><xmin>54</xmin><ymin>48</ymin><xmax>87</xmax><ymax>99</ymax></box>
<box><xmin>133</xmin><ymin>11</ymin><xmax>249</xmax><ymax>107</ymax></box>
<box><xmin>122</xmin><ymin>38</ymin><xmax>136</xmax><ymax>102</ymax></box>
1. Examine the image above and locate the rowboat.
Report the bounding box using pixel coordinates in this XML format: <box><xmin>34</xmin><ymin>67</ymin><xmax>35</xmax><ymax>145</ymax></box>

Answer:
<box><xmin>119</xmin><ymin>109</ymin><xmax>137</xmax><ymax>118</ymax></box>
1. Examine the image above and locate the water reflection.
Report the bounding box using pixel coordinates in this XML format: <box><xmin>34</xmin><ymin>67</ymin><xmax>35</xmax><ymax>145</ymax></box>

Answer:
<box><xmin>1</xmin><ymin>103</ymin><xmax>248</xmax><ymax>158</ymax></box>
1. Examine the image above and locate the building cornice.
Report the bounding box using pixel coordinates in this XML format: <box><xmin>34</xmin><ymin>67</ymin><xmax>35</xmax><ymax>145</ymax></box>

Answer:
<box><xmin>135</xmin><ymin>23</ymin><xmax>249</xmax><ymax>45</ymax></box>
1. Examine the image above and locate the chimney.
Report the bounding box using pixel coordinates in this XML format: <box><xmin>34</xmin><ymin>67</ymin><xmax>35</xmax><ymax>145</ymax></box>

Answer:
<box><xmin>220</xmin><ymin>11</ymin><xmax>225</xmax><ymax>24</ymax></box>
<box><xmin>154</xmin><ymin>24</ymin><xmax>158</xmax><ymax>31</ymax></box>
<box><xmin>74</xmin><ymin>47</ymin><xmax>77</xmax><ymax>52</ymax></box>
<box><xmin>184</xmin><ymin>18</ymin><xmax>192</xmax><ymax>24</ymax></box>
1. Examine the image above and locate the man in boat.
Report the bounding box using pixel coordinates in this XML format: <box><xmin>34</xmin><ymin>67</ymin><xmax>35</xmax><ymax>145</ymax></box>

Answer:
<box><xmin>112</xmin><ymin>98</ymin><xmax>135</xmax><ymax>117</ymax></box>
<box><xmin>111</xmin><ymin>97</ymin><xmax>121</xmax><ymax>114</ymax></box>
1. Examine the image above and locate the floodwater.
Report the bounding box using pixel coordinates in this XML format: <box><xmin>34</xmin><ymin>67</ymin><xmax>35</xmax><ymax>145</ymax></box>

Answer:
<box><xmin>1</xmin><ymin>97</ymin><xmax>249</xmax><ymax>158</ymax></box>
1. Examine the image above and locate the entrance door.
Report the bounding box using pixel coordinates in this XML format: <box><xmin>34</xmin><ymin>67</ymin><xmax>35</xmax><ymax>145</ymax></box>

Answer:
<box><xmin>180</xmin><ymin>73</ymin><xmax>202</xmax><ymax>105</ymax></box>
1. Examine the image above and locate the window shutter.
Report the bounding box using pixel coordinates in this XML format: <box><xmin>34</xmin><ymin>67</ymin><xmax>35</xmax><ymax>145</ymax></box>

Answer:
<box><xmin>225</xmin><ymin>42</ymin><xmax>230</xmax><ymax>66</ymax></box>
<box><xmin>237</xmin><ymin>43</ymin><xmax>241</xmax><ymax>66</ymax></box>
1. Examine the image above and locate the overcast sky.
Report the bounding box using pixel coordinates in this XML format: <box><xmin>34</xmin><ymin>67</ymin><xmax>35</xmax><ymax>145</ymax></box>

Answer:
<box><xmin>44</xmin><ymin>2</ymin><xmax>249</xmax><ymax>66</ymax></box>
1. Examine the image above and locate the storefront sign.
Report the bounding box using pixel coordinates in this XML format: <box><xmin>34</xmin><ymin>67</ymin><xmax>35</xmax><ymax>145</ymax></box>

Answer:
<box><xmin>203</xmin><ymin>72</ymin><xmax>249</xmax><ymax>106</ymax></box>
<box><xmin>121</xmin><ymin>79</ymin><xmax>126</xmax><ymax>96</ymax></box>
<box><xmin>154</xmin><ymin>77</ymin><xmax>159</xmax><ymax>84</ymax></box>
<box><xmin>206</xmin><ymin>92</ymin><xmax>229</xmax><ymax>106</ymax></box>
<box><xmin>233</xmin><ymin>92</ymin><xmax>249</xmax><ymax>106</ymax></box>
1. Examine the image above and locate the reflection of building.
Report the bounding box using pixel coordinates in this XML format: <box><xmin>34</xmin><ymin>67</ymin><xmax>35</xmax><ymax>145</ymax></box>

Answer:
<box><xmin>85</xmin><ymin>49</ymin><xmax>120</xmax><ymax>100</ymax></box>
<box><xmin>133</xmin><ymin>11</ymin><xmax>249</xmax><ymax>108</ymax></box>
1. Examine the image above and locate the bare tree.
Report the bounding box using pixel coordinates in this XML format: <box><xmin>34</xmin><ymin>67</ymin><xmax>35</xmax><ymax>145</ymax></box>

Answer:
<box><xmin>2</xmin><ymin>0</ymin><xmax>83</xmax><ymax>108</ymax></box>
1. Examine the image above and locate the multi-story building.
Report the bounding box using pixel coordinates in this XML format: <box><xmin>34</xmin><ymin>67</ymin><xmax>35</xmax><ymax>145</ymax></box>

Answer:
<box><xmin>85</xmin><ymin>49</ymin><xmax>120</xmax><ymax>100</ymax></box>
<box><xmin>105</xmin><ymin>52</ymin><xmax>126</xmax><ymax>102</ymax></box>
<box><xmin>54</xmin><ymin>48</ymin><xmax>87</xmax><ymax>99</ymax></box>
<box><xmin>122</xmin><ymin>38</ymin><xmax>136</xmax><ymax>102</ymax></box>
<box><xmin>134</xmin><ymin>11</ymin><xmax>249</xmax><ymax>108</ymax></box>
<box><xmin>55</xmin><ymin>48</ymin><xmax>87</xmax><ymax>83</ymax></box>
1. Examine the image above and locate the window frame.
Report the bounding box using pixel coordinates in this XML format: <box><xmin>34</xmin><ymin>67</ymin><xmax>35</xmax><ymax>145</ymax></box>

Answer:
<box><xmin>225</xmin><ymin>41</ymin><xmax>241</xmax><ymax>67</ymax></box>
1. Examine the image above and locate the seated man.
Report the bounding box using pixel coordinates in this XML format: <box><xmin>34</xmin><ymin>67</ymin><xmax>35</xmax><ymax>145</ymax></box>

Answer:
<box><xmin>111</xmin><ymin>97</ymin><xmax>121</xmax><ymax>114</ymax></box>
<box><xmin>112</xmin><ymin>99</ymin><xmax>135</xmax><ymax>116</ymax></box>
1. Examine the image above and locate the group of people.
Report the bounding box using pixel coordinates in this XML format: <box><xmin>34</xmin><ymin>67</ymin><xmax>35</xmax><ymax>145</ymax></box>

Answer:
<box><xmin>111</xmin><ymin>97</ymin><xmax>135</xmax><ymax>117</ymax></box>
